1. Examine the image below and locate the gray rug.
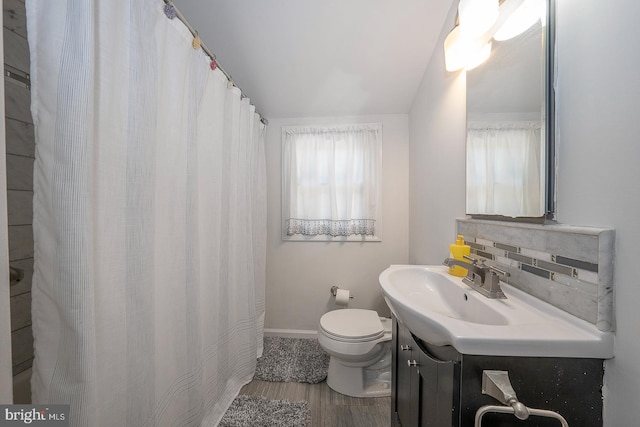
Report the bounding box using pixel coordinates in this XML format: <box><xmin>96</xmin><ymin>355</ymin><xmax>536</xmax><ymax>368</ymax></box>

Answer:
<box><xmin>255</xmin><ymin>337</ymin><xmax>329</xmax><ymax>383</ymax></box>
<box><xmin>219</xmin><ymin>395</ymin><xmax>311</xmax><ymax>427</ymax></box>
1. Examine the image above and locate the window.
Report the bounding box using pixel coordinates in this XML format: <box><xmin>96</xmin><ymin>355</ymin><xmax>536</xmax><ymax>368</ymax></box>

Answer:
<box><xmin>466</xmin><ymin>121</ymin><xmax>544</xmax><ymax>217</ymax></box>
<box><xmin>282</xmin><ymin>124</ymin><xmax>382</xmax><ymax>241</ymax></box>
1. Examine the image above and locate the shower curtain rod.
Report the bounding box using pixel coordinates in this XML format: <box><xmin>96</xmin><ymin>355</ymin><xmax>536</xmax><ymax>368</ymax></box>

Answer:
<box><xmin>163</xmin><ymin>0</ymin><xmax>268</xmax><ymax>126</ymax></box>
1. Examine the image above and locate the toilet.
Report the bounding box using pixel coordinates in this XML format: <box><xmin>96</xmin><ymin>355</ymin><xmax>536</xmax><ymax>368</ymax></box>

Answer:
<box><xmin>317</xmin><ymin>308</ymin><xmax>392</xmax><ymax>397</ymax></box>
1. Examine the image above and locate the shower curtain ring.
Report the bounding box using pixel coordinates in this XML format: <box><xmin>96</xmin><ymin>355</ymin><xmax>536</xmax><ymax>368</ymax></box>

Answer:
<box><xmin>163</xmin><ymin>1</ymin><xmax>177</xmax><ymax>20</ymax></box>
<box><xmin>192</xmin><ymin>32</ymin><xmax>201</xmax><ymax>50</ymax></box>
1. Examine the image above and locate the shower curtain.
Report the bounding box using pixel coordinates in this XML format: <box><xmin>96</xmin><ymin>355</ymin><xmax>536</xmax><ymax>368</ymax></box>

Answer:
<box><xmin>26</xmin><ymin>1</ymin><xmax>266</xmax><ymax>425</ymax></box>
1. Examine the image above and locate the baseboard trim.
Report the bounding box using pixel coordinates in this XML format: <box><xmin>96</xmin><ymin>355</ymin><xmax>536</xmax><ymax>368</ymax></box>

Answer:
<box><xmin>263</xmin><ymin>328</ymin><xmax>318</xmax><ymax>339</ymax></box>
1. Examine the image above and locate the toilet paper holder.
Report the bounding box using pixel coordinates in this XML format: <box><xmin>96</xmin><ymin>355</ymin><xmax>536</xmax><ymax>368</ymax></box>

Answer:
<box><xmin>330</xmin><ymin>285</ymin><xmax>353</xmax><ymax>299</ymax></box>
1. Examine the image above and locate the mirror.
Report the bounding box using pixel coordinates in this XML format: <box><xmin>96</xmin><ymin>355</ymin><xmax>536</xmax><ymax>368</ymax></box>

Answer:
<box><xmin>466</xmin><ymin>0</ymin><xmax>555</xmax><ymax>220</ymax></box>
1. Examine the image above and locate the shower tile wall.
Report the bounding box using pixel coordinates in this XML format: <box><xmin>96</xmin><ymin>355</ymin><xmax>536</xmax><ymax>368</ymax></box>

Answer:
<box><xmin>4</xmin><ymin>0</ymin><xmax>34</xmax><ymax>404</ymax></box>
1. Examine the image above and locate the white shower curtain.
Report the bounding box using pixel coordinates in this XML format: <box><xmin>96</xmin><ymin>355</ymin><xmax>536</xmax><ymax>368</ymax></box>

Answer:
<box><xmin>27</xmin><ymin>1</ymin><xmax>266</xmax><ymax>425</ymax></box>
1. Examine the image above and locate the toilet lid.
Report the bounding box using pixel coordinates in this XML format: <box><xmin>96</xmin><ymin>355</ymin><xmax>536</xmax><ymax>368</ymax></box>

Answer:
<box><xmin>320</xmin><ymin>309</ymin><xmax>384</xmax><ymax>340</ymax></box>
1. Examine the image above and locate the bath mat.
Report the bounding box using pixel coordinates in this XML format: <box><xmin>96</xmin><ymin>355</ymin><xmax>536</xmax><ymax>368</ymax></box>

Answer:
<box><xmin>254</xmin><ymin>337</ymin><xmax>329</xmax><ymax>383</ymax></box>
<box><xmin>219</xmin><ymin>395</ymin><xmax>311</xmax><ymax>427</ymax></box>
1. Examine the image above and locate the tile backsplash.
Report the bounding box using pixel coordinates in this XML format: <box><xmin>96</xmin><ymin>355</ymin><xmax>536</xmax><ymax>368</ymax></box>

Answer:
<box><xmin>457</xmin><ymin>218</ymin><xmax>615</xmax><ymax>332</ymax></box>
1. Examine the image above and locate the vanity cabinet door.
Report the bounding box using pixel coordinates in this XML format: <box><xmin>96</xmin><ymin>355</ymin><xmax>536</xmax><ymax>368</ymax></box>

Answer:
<box><xmin>417</xmin><ymin>342</ymin><xmax>459</xmax><ymax>427</ymax></box>
<box><xmin>393</xmin><ymin>317</ymin><xmax>461</xmax><ymax>427</ymax></box>
<box><xmin>396</xmin><ymin>320</ymin><xmax>419</xmax><ymax>427</ymax></box>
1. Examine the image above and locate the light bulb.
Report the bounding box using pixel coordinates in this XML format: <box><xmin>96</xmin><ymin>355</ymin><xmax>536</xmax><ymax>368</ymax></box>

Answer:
<box><xmin>459</xmin><ymin>0</ymin><xmax>499</xmax><ymax>37</ymax></box>
<box><xmin>444</xmin><ymin>26</ymin><xmax>492</xmax><ymax>72</ymax></box>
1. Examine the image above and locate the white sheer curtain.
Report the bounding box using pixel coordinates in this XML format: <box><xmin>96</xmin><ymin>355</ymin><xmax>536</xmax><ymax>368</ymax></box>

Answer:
<box><xmin>466</xmin><ymin>121</ymin><xmax>543</xmax><ymax>217</ymax></box>
<box><xmin>282</xmin><ymin>124</ymin><xmax>381</xmax><ymax>238</ymax></box>
<box><xmin>27</xmin><ymin>1</ymin><xmax>266</xmax><ymax>426</ymax></box>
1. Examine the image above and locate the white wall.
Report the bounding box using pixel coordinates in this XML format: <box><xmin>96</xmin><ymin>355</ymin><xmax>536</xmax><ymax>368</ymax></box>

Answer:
<box><xmin>555</xmin><ymin>1</ymin><xmax>640</xmax><ymax>425</ymax></box>
<box><xmin>264</xmin><ymin>115</ymin><xmax>409</xmax><ymax>332</ymax></box>
<box><xmin>408</xmin><ymin>2</ymin><xmax>466</xmax><ymax>265</ymax></box>
<box><xmin>409</xmin><ymin>1</ymin><xmax>640</xmax><ymax>425</ymax></box>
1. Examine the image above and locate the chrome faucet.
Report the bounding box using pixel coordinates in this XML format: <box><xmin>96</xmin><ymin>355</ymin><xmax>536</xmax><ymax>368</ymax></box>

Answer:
<box><xmin>443</xmin><ymin>255</ymin><xmax>509</xmax><ymax>299</ymax></box>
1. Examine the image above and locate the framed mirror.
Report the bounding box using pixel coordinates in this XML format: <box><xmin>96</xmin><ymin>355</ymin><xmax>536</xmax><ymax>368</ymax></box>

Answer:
<box><xmin>466</xmin><ymin>0</ymin><xmax>555</xmax><ymax>221</ymax></box>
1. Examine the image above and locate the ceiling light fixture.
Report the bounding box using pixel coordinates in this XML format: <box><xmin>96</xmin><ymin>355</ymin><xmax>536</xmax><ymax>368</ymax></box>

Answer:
<box><xmin>444</xmin><ymin>0</ymin><xmax>546</xmax><ymax>72</ymax></box>
<box><xmin>444</xmin><ymin>0</ymin><xmax>499</xmax><ymax>72</ymax></box>
<box><xmin>444</xmin><ymin>26</ymin><xmax>492</xmax><ymax>72</ymax></box>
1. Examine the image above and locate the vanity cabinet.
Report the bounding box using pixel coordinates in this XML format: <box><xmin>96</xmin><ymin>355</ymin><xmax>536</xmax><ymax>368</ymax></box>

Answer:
<box><xmin>391</xmin><ymin>317</ymin><xmax>605</xmax><ymax>427</ymax></box>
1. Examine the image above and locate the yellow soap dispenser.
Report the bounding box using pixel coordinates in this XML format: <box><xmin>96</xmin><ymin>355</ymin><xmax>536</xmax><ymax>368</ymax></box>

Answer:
<box><xmin>449</xmin><ymin>235</ymin><xmax>471</xmax><ymax>277</ymax></box>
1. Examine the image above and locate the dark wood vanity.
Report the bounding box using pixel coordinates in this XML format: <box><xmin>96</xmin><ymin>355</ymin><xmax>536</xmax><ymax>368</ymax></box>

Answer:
<box><xmin>391</xmin><ymin>316</ymin><xmax>605</xmax><ymax>427</ymax></box>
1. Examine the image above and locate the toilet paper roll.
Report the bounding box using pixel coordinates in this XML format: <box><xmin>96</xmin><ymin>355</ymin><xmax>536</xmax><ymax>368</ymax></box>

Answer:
<box><xmin>335</xmin><ymin>289</ymin><xmax>351</xmax><ymax>307</ymax></box>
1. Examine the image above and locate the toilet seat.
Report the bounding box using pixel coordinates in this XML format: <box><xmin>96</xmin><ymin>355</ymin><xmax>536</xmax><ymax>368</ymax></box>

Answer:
<box><xmin>320</xmin><ymin>309</ymin><xmax>384</xmax><ymax>342</ymax></box>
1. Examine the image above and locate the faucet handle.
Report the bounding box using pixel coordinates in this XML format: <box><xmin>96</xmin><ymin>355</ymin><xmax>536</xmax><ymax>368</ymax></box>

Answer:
<box><xmin>463</xmin><ymin>255</ymin><xmax>478</xmax><ymax>264</ymax></box>
<box><xmin>489</xmin><ymin>265</ymin><xmax>509</xmax><ymax>277</ymax></box>
<box><xmin>465</xmin><ymin>255</ymin><xmax>488</xmax><ymax>267</ymax></box>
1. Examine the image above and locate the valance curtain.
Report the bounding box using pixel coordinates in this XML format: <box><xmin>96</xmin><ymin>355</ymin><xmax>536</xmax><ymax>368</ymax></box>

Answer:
<box><xmin>282</xmin><ymin>124</ymin><xmax>381</xmax><ymax>237</ymax></box>
<box><xmin>27</xmin><ymin>1</ymin><xmax>266</xmax><ymax>426</ymax></box>
<box><xmin>466</xmin><ymin>121</ymin><xmax>542</xmax><ymax>217</ymax></box>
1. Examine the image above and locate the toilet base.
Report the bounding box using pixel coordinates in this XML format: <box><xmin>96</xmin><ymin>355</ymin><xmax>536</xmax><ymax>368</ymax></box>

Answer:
<box><xmin>326</xmin><ymin>354</ymin><xmax>391</xmax><ymax>398</ymax></box>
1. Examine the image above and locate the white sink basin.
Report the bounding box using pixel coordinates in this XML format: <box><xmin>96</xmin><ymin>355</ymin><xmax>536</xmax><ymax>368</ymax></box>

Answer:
<box><xmin>379</xmin><ymin>265</ymin><xmax>614</xmax><ymax>358</ymax></box>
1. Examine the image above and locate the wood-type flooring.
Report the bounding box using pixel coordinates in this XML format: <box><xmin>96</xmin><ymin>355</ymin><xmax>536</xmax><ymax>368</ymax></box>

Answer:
<box><xmin>239</xmin><ymin>379</ymin><xmax>391</xmax><ymax>427</ymax></box>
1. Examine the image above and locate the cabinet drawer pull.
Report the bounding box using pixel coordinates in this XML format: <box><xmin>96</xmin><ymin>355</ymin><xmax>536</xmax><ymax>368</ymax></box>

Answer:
<box><xmin>407</xmin><ymin>360</ymin><xmax>419</xmax><ymax>367</ymax></box>
<box><xmin>400</xmin><ymin>345</ymin><xmax>412</xmax><ymax>351</ymax></box>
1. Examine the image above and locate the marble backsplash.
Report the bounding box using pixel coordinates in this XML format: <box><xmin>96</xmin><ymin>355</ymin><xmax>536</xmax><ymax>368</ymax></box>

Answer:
<box><xmin>457</xmin><ymin>218</ymin><xmax>615</xmax><ymax>332</ymax></box>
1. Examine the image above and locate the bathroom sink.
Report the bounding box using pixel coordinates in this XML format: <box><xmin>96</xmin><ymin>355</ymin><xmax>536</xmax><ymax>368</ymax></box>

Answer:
<box><xmin>379</xmin><ymin>265</ymin><xmax>613</xmax><ymax>358</ymax></box>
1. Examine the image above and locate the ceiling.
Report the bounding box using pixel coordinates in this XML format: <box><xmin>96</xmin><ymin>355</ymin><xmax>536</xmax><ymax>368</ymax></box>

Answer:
<box><xmin>177</xmin><ymin>0</ymin><xmax>455</xmax><ymax>119</ymax></box>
